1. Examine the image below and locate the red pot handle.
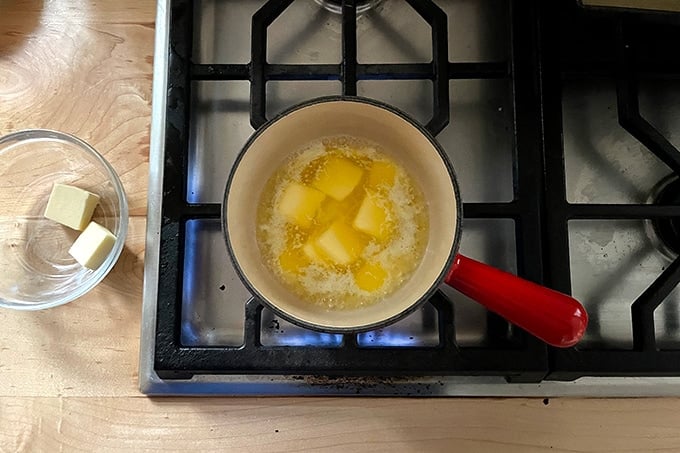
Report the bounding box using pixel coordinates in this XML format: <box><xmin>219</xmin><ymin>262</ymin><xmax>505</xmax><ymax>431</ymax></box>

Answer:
<box><xmin>445</xmin><ymin>254</ymin><xmax>588</xmax><ymax>348</ymax></box>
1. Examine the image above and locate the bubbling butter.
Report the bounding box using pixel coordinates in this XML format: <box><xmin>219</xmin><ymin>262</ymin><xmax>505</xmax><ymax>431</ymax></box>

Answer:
<box><xmin>256</xmin><ymin>136</ymin><xmax>428</xmax><ymax>310</ymax></box>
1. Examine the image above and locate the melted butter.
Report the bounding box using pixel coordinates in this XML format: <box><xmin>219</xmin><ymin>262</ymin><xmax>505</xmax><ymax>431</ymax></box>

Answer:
<box><xmin>256</xmin><ymin>136</ymin><xmax>429</xmax><ymax>310</ymax></box>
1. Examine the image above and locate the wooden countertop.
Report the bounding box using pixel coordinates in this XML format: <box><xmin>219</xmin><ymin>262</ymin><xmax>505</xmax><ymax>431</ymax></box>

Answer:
<box><xmin>2</xmin><ymin>1</ymin><xmax>680</xmax><ymax>451</ymax></box>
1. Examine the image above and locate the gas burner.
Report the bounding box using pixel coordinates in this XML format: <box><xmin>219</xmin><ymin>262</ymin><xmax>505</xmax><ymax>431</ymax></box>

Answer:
<box><xmin>313</xmin><ymin>0</ymin><xmax>381</xmax><ymax>14</ymax></box>
<box><xmin>646</xmin><ymin>175</ymin><xmax>680</xmax><ymax>260</ymax></box>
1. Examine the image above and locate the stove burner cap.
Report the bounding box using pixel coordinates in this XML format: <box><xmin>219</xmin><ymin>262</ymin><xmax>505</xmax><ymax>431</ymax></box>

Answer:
<box><xmin>314</xmin><ymin>0</ymin><xmax>380</xmax><ymax>14</ymax></box>
<box><xmin>649</xmin><ymin>176</ymin><xmax>680</xmax><ymax>259</ymax></box>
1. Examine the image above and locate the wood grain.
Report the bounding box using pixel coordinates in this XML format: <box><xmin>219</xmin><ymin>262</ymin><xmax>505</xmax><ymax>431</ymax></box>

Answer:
<box><xmin>3</xmin><ymin>397</ymin><xmax>680</xmax><ymax>453</ymax></box>
<box><xmin>0</xmin><ymin>0</ymin><xmax>153</xmax><ymax>216</ymax></box>
<box><xmin>0</xmin><ymin>217</ymin><xmax>144</xmax><ymax>398</ymax></box>
<box><xmin>3</xmin><ymin>0</ymin><xmax>680</xmax><ymax>452</ymax></box>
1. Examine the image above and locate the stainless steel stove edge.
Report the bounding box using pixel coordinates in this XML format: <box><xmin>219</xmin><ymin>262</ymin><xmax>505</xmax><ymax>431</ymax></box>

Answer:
<box><xmin>139</xmin><ymin>0</ymin><xmax>680</xmax><ymax>397</ymax></box>
<box><xmin>140</xmin><ymin>372</ymin><xmax>680</xmax><ymax>397</ymax></box>
<box><xmin>140</xmin><ymin>0</ymin><xmax>169</xmax><ymax>396</ymax></box>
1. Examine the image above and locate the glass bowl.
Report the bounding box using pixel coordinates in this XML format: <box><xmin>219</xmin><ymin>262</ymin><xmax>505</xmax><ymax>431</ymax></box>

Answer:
<box><xmin>0</xmin><ymin>129</ymin><xmax>128</xmax><ymax>310</ymax></box>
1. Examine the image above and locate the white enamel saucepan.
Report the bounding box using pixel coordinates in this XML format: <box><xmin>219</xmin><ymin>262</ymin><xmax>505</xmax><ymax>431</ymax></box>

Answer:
<box><xmin>223</xmin><ymin>97</ymin><xmax>588</xmax><ymax>348</ymax></box>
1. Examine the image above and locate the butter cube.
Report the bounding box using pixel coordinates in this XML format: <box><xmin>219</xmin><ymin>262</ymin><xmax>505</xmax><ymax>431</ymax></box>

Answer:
<box><xmin>277</xmin><ymin>182</ymin><xmax>326</xmax><ymax>228</ymax></box>
<box><xmin>352</xmin><ymin>193</ymin><xmax>392</xmax><ymax>241</ymax></box>
<box><xmin>367</xmin><ymin>161</ymin><xmax>396</xmax><ymax>190</ymax></box>
<box><xmin>302</xmin><ymin>241</ymin><xmax>324</xmax><ymax>262</ymax></box>
<box><xmin>354</xmin><ymin>262</ymin><xmax>388</xmax><ymax>292</ymax></box>
<box><xmin>68</xmin><ymin>222</ymin><xmax>117</xmax><ymax>269</ymax></box>
<box><xmin>315</xmin><ymin>221</ymin><xmax>366</xmax><ymax>266</ymax></box>
<box><xmin>44</xmin><ymin>184</ymin><xmax>100</xmax><ymax>231</ymax></box>
<box><xmin>312</xmin><ymin>156</ymin><xmax>364</xmax><ymax>201</ymax></box>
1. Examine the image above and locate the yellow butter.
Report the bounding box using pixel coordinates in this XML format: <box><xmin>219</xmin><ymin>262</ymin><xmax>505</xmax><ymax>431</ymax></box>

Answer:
<box><xmin>314</xmin><ymin>198</ymin><xmax>344</xmax><ymax>226</ymax></box>
<box><xmin>354</xmin><ymin>262</ymin><xmax>388</xmax><ymax>292</ymax></box>
<box><xmin>366</xmin><ymin>161</ymin><xmax>396</xmax><ymax>190</ymax></box>
<box><xmin>352</xmin><ymin>193</ymin><xmax>392</xmax><ymax>241</ymax></box>
<box><xmin>68</xmin><ymin>221</ymin><xmax>116</xmax><ymax>269</ymax></box>
<box><xmin>312</xmin><ymin>156</ymin><xmax>364</xmax><ymax>201</ymax></box>
<box><xmin>277</xmin><ymin>182</ymin><xmax>326</xmax><ymax>228</ymax></box>
<box><xmin>315</xmin><ymin>221</ymin><xmax>366</xmax><ymax>266</ymax></box>
<box><xmin>302</xmin><ymin>241</ymin><xmax>324</xmax><ymax>262</ymax></box>
<box><xmin>44</xmin><ymin>183</ymin><xmax>100</xmax><ymax>231</ymax></box>
<box><xmin>278</xmin><ymin>248</ymin><xmax>307</xmax><ymax>274</ymax></box>
<box><xmin>256</xmin><ymin>137</ymin><xmax>429</xmax><ymax>310</ymax></box>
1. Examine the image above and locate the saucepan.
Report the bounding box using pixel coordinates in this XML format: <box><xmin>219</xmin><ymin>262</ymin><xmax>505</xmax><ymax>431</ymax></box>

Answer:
<box><xmin>223</xmin><ymin>96</ymin><xmax>588</xmax><ymax>348</ymax></box>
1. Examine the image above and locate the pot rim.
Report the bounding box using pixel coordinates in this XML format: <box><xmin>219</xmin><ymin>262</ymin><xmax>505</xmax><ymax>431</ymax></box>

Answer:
<box><xmin>222</xmin><ymin>95</ymin><xmax>463</xmax><ymax>334</ymax></box>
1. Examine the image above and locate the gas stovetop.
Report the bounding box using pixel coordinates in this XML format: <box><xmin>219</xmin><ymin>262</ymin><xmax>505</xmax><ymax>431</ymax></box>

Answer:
<box><xmin>140</xmin><ymin>0</ymin><xmax>680</xmax><ymax>396</ymax></box>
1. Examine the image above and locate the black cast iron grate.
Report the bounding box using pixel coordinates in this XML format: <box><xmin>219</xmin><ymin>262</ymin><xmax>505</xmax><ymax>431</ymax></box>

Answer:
<box><xmin>154</xmin><ymin>0</ymin><xmax>680</xmax><ymax>381</ymax></box>
<box><xmin>544</xmin><ymin>3</ymin><xmax>680</xmax><ymax>380</ymax></box>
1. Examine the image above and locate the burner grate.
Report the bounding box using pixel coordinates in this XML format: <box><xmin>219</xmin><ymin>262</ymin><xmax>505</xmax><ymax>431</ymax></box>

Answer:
<box><xmin>540</xmin><ymin>3</ymin><xmax>680</xmax><ymax>379</ymax></box>
<box><xmin>189</xmin><ymin>0</ymin><xmax>508</xmax><ymax>135</ymax></box>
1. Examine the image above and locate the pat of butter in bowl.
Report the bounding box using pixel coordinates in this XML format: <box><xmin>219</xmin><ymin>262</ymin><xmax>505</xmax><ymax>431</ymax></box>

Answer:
<box><xmin>69</xmin><ymin>222</ymin><xmax>116</xmax><ymax>269</ymax></box>
<box><xmin>44</xmin><ymin>183</ymin><xmax>100</xmax><ymax>231</ymax></box>
<box><xmin>43</xmin><ymin>183</ymin><xmax>117</xmax><ymax>269</ymax></box>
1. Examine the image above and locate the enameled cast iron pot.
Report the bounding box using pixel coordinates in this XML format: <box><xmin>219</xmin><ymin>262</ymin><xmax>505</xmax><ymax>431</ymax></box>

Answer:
<box><xmin>223</xmin><ymin>97</ymin><xmax>588</xmax><ymax>348</ymax></box>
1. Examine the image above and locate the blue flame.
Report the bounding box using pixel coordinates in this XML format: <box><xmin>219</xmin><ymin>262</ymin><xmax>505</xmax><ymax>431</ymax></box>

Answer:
<box><xmin>357</xmin><ymin>330</ymin><xmax>428</xmax><ymax>347</ymax></box>
<box><xmin>264</xmin><ymin>331</ymin><xmax>344</xmax><ymax>347</ymax></box>
<box><xmin>180</xmin><ymin>220</ymin><xmax>201</xmax><ymax>345</ymax></box>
